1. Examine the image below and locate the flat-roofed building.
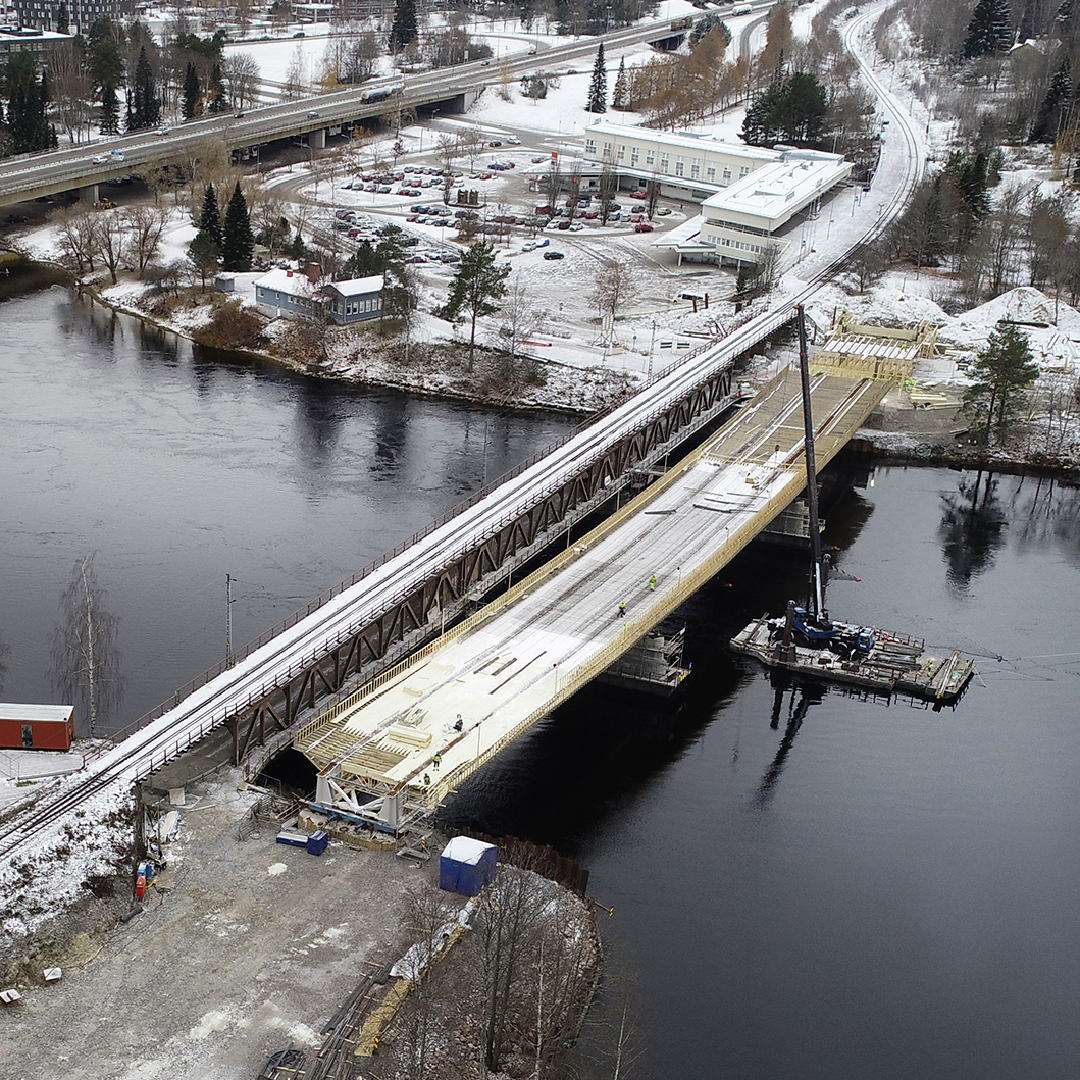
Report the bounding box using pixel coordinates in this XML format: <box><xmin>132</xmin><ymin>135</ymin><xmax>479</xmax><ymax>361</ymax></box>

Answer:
<box><xmin>653</xmin><ymin>148</ymin><xmax>852</xmax><ymax>267</ymax></box>
<box><xmin>0</xmin><ymin>703</ymin><xmax>75</xmax><ymax>751</ymax></box>
<box><xmin>0</xmin><ymin>25</ymin><xmax>74</xmax><ymax>63</ymax></box>
<box><xmin>582</xmin><ymin>120</ymin><xmax>780</xmax><ymax>201</ymax></box>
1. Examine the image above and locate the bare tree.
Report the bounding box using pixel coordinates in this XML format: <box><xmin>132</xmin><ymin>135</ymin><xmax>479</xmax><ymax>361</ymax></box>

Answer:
<box><xmin>476</xmin><ymin>866</ymin><xmax>547</xmax><ymax>1072</ymax></box>
<box><xmin>985</xmin><ymin>185</ymin><xmax>1027</xmax><ymax>297</ymax></box>
<box><xmin>496</xmin><ymin>274</ymin><xmax>541</xmax><ymax>377</ymax></box>
<box><xmin>544</xmin><ymin>155</ymin><xmax>564</xmax><ymax>217</ymax></box>
<box><xmin>53</xmin><ymin>207</ymin><xmax>101</xmax><ymax>275</ymax></box>
<box><xmin>0</xmin><ymin>629</ymin><xmax>9</xmax><ymax>695</ymax></box>
<box><xmin>283</xmin><ymin>44</ymin><xmax>308</xmax><ymax>100</ymax></box>
<box><xmin>127</xmin><ymin>205</ymin><xmax>170</xmax><ymax>277</ymax></box>
<box><xmin>225</xmin><ymin>53</ymin><xmax>261</xmax><ymax>110</ymax></box>
<box><xmin>593</xmin><ymin>259</ymin><xmax>637</xmax><ymax>334</ymax></box>
<box><xmin>435</xmin><ymin>133</ymin><xmax>461</xmax><ymax>206</ymax></box>
<box><xmin>97</xmin><ymin>210</ymin><xmax>129</xmax><ymax>285</ymax></box>
<box><xmin>48</xmin><ymin>553</ymin><xmax>124</xmax><ymax>736</ymax></box>
<box><xmin>598</xmin><ymin>162</ymin><xmax>617</xmax><ymax>224</ymax></box>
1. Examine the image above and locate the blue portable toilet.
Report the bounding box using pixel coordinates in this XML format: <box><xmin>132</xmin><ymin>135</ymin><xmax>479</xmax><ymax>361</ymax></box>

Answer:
<box><xmin>439</xmin><ymin>836</ymin><xmax>498</xmax><ymax>897</ymax></box>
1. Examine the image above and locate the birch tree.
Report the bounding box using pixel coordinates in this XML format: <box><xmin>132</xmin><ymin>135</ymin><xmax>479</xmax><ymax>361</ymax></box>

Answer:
<box><xmin>48</xmin><ymin>554</ymin><xmax>124</xmax><ymax>736</ymax></box>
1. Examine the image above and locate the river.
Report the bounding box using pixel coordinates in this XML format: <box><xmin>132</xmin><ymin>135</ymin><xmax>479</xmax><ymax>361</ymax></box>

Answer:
<box><xmin>4</xmin><ymin>285</ymin><xmax>1080</xmax><ymax>1078</ymax></box>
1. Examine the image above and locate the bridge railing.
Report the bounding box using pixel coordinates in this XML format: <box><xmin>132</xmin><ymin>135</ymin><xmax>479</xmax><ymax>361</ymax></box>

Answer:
<box><xmin>94</xmin><ymin>302</ymin><xmax>797</xmax><ymax>759</ymax></box>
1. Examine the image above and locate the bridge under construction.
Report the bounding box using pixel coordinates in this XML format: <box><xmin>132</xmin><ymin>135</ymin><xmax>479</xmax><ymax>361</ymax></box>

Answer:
<box><xmin>296</xmin><ymin>354</ymin><xmax>900</xmax><ymax>832</ymax></box>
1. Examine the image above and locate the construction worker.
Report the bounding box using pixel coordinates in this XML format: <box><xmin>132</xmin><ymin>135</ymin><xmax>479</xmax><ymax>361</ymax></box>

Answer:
<box><xmin>423</xmin><ymin>772</ymin><xmax>431</xmax><ymax>787</ymax></box>
<box><xmin>454</xmin><ymin>714</ymin><xmax>463</xmax><ymax>732</ymax></box>
<box><xmin>649</xmin><ymin>574</ymin><xmax>656</xmax><ymax>591</ymax></box>
<box><xmin>618</xmin><ymin>601</ymin><xmax>626</xmax><ymax>617</ymax></box>
<box><xmin>433</xmin><ymin>752</ymin><xmax>442</xmax><ymax>772</ymax></box>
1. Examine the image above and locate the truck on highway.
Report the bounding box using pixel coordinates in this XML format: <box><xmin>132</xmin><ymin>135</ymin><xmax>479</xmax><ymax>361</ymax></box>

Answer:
<box><xmin>360</xmin><ymin>83</ymin><xmax>403</xmax><ymax>103</ymax></box>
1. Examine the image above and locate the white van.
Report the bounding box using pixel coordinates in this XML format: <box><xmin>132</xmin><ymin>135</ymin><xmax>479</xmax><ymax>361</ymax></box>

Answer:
<box><xmin>733</xmin><ymin>4</ymin><xmax>753</xmax><ymax>13</ymax></box>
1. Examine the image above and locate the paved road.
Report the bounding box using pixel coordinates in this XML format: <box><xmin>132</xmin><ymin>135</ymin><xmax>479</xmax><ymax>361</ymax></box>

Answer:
<box><xmin>0</xmin><ymin>5</ymin><xmax>778</xmax><ymax>208</ymax></box>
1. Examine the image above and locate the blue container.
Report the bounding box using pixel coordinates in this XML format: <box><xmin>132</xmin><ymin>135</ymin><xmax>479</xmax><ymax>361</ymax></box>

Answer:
<box><xmin>306</xmin><ymin>830</ymin><xmax>329</xmax><ymax>856</ymax></box>
<box><xmin>439</xmin><ymin>836</ymin><xmax>498</xmax><ymax>897</ymax></box>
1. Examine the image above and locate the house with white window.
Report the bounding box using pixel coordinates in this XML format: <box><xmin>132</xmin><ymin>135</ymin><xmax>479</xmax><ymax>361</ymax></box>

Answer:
<box><xmin>581</xmin><ymin>121</ymin><xmax>780</xmax><ymax>202</ymax></box>
<box><xmin>321</xmin><ymin>276</ymin><xmax>384</xmax><ymax>323</ymax></box>
<box><xmin>253</xmin><ymin>266</ymin><xmax>383</xmax><ymax>324</ymax></box>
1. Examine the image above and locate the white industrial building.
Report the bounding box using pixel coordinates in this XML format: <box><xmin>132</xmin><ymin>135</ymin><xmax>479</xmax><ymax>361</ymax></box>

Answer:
<box><xmin>652</xmin><ymin>148</ymin><xmax>853</xmax><ymax>268</ymax></box>
<box><xmin>582</xmin><ymin>120</ymin><xmax>780</xmax><ymax>201</ymax></box>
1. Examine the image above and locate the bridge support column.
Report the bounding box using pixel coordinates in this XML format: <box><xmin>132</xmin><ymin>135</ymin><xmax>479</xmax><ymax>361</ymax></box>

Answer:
<box><xmin>311</xmin><ymin>127</ymin><xmax>326</xmax><ymax>150</ymax></box>
<box><xmin>78</xmin><ymin>183</ymin><xmax>99</xmax><ymax>204</ymax></box>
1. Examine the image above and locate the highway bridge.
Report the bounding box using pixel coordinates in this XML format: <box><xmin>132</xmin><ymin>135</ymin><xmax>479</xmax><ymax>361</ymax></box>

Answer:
<box><xmin>297</xmin><ymin>357</ymin><xmax>898</xmax><ymax>830</ymax></box>
<box><xmin>0</xmin><ymin>9</ymin><xmax>771</xmax><ymax>210</ymax></box>
<box><xmin>0</xmin><ymin>4</ymin><xmax>922</xmax><ymax>857</ymax></box>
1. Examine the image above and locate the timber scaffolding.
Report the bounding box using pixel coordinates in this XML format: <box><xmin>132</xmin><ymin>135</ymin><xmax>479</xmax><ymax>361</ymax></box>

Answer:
<box><xmin>294</xmin><ymin>357</ymin><xmax>896</xmax><ymax>834</ymax></box>
<box><xmin>811</xmin><ymin>312</ymin><xmax>936</xmax><ymax>380</ymax></box>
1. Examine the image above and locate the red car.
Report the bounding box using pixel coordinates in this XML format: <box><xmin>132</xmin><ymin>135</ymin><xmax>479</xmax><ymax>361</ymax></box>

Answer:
<box><xmin>635</xmin><ymin>223</ymin><xmax>655</xmax><ymax>233</ymax></box>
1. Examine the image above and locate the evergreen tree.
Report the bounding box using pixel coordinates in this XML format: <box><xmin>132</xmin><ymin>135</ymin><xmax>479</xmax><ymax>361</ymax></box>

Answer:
<box><xmin>183</xmin><ymin>61</ymin><xmax>200</xmax><ymax>121</ymax></box>
<box><xmin>437</xmin><ymin>241</ymin><xmax>510</xmax><ymax>371</ymax></box>
<box><xmin>221</xmin><ymin>181</ymin><xmax>254</xmax><ymax>271</ymax></box>
<box><xmin>741</xmin><ymin>72</ymin><xmax>828</xmax><ymax>146</ymax></box>
<box><xmin>963</xmin><ymin>0</ymin><xmax>1013</xmax><ymax>58</ymax></box>
<box><xmin>56</xmin><ymin>2</ymin><xmax>68</xmax><ymax>34</ymax></box>
<box><xmin>389</xmin><ymin>0</ymin><xmax>419</xmax><ymax>51</ymax></box>
<box><xmin>963</xmin><ymin>321</ymin><xmax>1040</xmax><ymax>445</ymax></box>
<box><xmin>6</xmin><ymin>52</ymin><xmax>52</xmax><ymax>153</ymax></box>
<box><xmin>100</xmin><ymin>81</ymin><xmax>119</xmax><ymax>134</ymax></box>
<box><xmin>207</xmin><ymin>62</ymin><xmax>226</xmax><ymax>113</ymax></box>
<box><xmin>199</xmin><ymin>183</ymin><xmax>223</xmax><ymax>247</ymax></box>
<box><xmin>188</xmin><ymin>229</ymin><xmax>221</xmax><ymax>289</ymax></box>
<box><xmin>612</xmin><ymin>55</ymin><xmax>628</xmax><ymax>110</ymax></box>
<box><xmin>586</xmin><ymin>42</ymin><xmax>607</xmax><ymax>113</ymax></box>
<box><xmin>131</xmin><ymin>45</ymin><xmax>160</xmax><ymax>129</ymax></box>
<box><xmin>123</xmin><ymin>86</ymin><xmax>133</xmax><ymax>132</ymax></box>
<box><xmin>1029</xmin><ymin>58</ymin><xmax>1071</xmax><ymax>142</ymax></box>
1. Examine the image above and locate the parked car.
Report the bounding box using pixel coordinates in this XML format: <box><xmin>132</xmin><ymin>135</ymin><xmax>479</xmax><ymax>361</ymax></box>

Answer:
<box><xmin>556</xmin><ymin>220</ymin><xmax>571</xmax><ymax>230</ymax></box>
<box><xmin>489</xmin><ymin>140</ymin><xmax>502</xmax><ymax>147</ymax></box>
<box><xmin>657</xmin><ymin>206</ymin><xmax>672</xmax><ymax>215</ymax></box>
<box><xmin>543</xmin><ymin>251</ymin><xmax>565</xmax><ymax>260</ymax></box>
<box><xmin>531</xmin><ymin>155</ymin><xmax>547</xmax><ymax>163</ymax></box>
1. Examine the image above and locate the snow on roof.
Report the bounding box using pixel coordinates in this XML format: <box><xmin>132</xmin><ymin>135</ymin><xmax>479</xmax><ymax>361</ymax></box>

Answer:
<box><xmin>650</xmin><ymin>214</ymin><xmax>706</xmax><ymax>249</ymax></box>
<box><xmin>703</xmin><ymin>151</ymin><xmax>851</xmax><ymax>230</ymax></box>
<box><xmin>584</xmin><ymin>120</ymin><xmax>780</xmax><ymax>162</ymax></box>
<box><xmin>0</xmin><ymin>703</ymin><xmax>73</xmax><ymax>723</ymax></box>
<box><xmin>325</xmin><ymin>275</ymin><xmax>383</xmax><ymax>297</ymax></box>
<box><xmin>442</xmin><ymin>836</ymin><xmax>496</xmax><ymax>864</ymax></box>
<box><xmin>253</xmin><ymin>267</ymin><xmax>312</xmax><ymax>295</ymax></box>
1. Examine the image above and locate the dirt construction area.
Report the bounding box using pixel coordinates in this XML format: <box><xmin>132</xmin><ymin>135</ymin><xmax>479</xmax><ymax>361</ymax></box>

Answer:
<box><xmin>0</xmin><ymin>770</ymin><xmax>433</xmax><ymax>1080</ymax></box>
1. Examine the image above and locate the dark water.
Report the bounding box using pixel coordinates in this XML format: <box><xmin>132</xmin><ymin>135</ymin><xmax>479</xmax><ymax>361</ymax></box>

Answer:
<box><xmin>0</xmin><ymin>287</ymin><xmax>574</xmax><ymax>728</ymax></box>
<box><xmin>443</xmin><ymin>464</ymin><xmax>1080</xmax><ymax>1079</ymax></box>
<box><xmin>5</xmin><ymin>285</ymin><xmax>1080</xmax><ymax>1078</ymax></box>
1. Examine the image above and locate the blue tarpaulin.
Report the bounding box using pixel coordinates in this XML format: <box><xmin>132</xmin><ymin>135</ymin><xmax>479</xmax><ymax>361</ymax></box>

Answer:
<box><xmin>440</xmin><ymin>836</ymin><xmax>498</xmax><ymax>897</ymax></box>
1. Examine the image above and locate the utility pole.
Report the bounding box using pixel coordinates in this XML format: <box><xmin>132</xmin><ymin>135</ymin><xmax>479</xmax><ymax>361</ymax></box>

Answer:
<box><xmin>226</xmin><ymin>573</ymin><xmax>235</xmax><ymax>666</ymax></box>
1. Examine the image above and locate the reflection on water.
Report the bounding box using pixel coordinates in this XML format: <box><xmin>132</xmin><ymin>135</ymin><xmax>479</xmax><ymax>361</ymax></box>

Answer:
<box><xmin>0</xmin><ymin>287</ymin><xmax>574</xmax><ymax>729</ymax></box>
<box><xmin>939</xmin><ymin>469</ymin><xmax>1006</xmax><ymax>589</ymax></box>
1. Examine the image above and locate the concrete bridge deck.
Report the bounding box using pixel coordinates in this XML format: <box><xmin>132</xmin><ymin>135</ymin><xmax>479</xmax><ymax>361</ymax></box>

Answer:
<box><xmin>297</xmin><ymin>363</ymin><xmax>894</xmax><ymax>828</ymax></box>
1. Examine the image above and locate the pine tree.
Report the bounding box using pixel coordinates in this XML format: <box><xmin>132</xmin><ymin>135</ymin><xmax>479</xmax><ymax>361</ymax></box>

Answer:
<box><xmin>222</xmin><ymin>181</ymin><xmax>254</xmax><ymax>271</ymax></box>
<box><xmin>389</xmin><ymin>0</ymin><xmax>419</xmax><ymax>51</ymax></box>
<box><xmin>963</xmin><ymin>321</ymin><xmax>1040</xmax><ymax>444</ymax></box>
<box><xmin>586</xmin><ymin>42</ymin><xmax>607</xmax><ymax>113</ymax></box>
<box><xmin>1029</xmin><ymin>58</ymin><xmax>1071</xmax><ymax>142</ymax></box>
<box><xmin>963</xmin><ymin>0</ymin><xmax>1013</xmax><ymax>58</ymax></box>
<box><xmin>131</xmin><ymin>45</ymin><xmax>160</xmax><ymax>129</ymax></box>
<box><xmin>437</xmin><ymin>241</ymin><xmax>510</xmax><ymax>372</ymax></box>
<box><xmin>199</xmin><ymin>183</ymin><xmax>223</xmax><ymax>248</ymax></box>
<box><xmin>100</xmin><ymin>81</ymin><xmax>119</xmax><ymax>135</ymax></box>
<box><xmin>612</xmin><ymin>55</ymin><xmax>628</xmax><ymax>110</ymax></box>
<box><xmin>183</xmin><ymin>61</ymin><xmax>200</xmax><ymax>121</ymax></box>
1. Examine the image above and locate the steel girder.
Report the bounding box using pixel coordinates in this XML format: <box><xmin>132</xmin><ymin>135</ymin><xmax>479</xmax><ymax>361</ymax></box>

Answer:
<box><xmin>229</xmin><ymin>361</ymin><xmax>735</xmax><ymax>766</ymax></box>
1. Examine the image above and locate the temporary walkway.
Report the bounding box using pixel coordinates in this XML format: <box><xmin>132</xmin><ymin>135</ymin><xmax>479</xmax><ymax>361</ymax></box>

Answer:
<box><xmin>296</xmin><ymin>361</ymin><xmax>897</xmax><ymax>830</ymax></box>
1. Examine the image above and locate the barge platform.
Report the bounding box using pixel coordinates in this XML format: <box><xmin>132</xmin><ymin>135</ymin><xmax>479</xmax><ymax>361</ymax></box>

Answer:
<box><xmin>730</xmin><ymin>614</ymin><xmax>975</xmax><ymax>705</ymax></box>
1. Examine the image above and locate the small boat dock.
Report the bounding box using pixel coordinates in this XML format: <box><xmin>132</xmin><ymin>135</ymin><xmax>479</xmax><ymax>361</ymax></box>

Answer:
<box><xmin>730</xmin><ymin>614</ymin><xmax>975</xmax><ymax>705</ymax></box>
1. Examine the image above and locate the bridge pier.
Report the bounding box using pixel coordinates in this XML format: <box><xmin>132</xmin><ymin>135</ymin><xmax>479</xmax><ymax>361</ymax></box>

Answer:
<box><xmin>310</xmin><ymin>127</ymin><xmax>326</xmax><ymax>150</ymax></box>
<box><xmin>78</xmin><ymin>183</ymin><xmax>98</xmax><ymax>204</ymax></box>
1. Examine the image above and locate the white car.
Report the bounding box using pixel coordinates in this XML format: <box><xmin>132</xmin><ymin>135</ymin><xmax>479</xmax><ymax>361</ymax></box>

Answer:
<box><xmin>91</xmin><ymin>154</ymin><xmax>109</xmax><ymax>164</ymax></box>
<box><xmin>505</xmin><ymin>135</ymin><xmax>520</xmax><ymax>145</ymax></box>
<box><xmin>155</xmin><ymin>125</ymin><xmax>171</xmax><ymax>136</ymax></box>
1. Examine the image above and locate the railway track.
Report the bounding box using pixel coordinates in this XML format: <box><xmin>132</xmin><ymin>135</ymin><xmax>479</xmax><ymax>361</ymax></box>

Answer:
<box><xmin>0</xmin><ymin>4</ymin><xmax>926</xmax><ymax>863</ymax></box>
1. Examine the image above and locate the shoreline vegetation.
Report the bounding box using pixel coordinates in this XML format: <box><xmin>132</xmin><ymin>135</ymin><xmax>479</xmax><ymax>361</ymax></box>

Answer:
<box><xmin>8</xmin><ymin>252</ymin><xmax>1080</xmax><ymax>479</ymax></box>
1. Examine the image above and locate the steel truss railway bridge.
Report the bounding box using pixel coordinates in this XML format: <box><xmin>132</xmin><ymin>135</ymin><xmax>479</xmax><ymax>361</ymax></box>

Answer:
<box><xmin>0</xmin><ymin>3</ymin><xmax>923</xmax><ymax>856</ymax></box>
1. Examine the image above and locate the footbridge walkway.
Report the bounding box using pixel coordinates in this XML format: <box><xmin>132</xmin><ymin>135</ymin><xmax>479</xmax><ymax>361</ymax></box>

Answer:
<box><xmin>296</xmin><ymin>357</ymin><xmax>899</xmax><ymax>831</ymax></box>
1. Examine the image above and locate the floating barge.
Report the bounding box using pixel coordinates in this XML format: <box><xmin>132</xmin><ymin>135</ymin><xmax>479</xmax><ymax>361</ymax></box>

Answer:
<box><xmin>730</xmin><ymin>612</ymin><xmax>975</xmax><ymax>705</ymax></box>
